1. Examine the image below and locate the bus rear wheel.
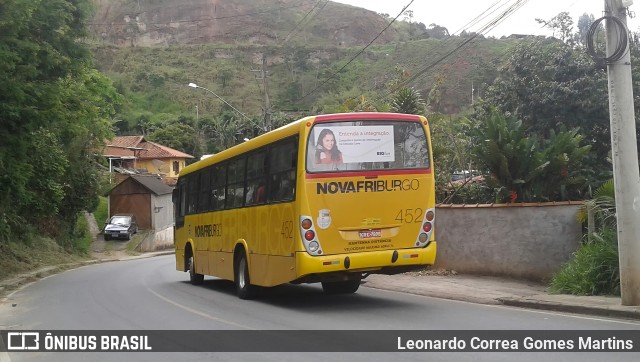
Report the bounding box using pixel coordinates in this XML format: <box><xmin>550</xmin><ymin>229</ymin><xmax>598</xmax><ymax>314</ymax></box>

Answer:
<box><xmin>321</xmin><ymin>278</ymin><xmax>361</xmax><ymax>294</ymax></box>
<box><xmin>188</xmin><ymin>255</ymin><xmax>204</xmax><ymax>285</ymax></box>
<box><xmin>235</xmin><ymin>253</ymin><xmax>256</xmax><ymax>300</ymax></box>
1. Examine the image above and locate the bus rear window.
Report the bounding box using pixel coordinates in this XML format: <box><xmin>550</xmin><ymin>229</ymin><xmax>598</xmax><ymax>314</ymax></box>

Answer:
<box><xmin>306</xmin><ymin>120</ymin><xmax>430</xmax><ymax>173</ymax></box>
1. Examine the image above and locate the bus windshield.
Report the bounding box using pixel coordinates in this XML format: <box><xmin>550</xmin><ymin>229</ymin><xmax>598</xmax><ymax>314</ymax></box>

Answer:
<box><xmin>306</xmin><ymin>120</ymin><xmax>430</xmax><ymax>173</ymax></box>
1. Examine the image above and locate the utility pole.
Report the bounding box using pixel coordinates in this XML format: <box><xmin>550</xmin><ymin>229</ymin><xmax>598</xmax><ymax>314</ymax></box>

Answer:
<box><xmin>605</xmin><ymin>0</ymin><xmax>640</xmax><ymax>306</ymax></box>
<box><xmin>253</xmin><ymin>53</ymin><xmax>271</xmax><ymax>132</ymax></box>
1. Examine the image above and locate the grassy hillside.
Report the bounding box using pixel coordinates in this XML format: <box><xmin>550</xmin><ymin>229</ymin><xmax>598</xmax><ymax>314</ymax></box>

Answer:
<box><xmin>87</xmin><ymin>0</ymin><xmax>526</xmax><ymax>141</ymax></box>
<box><xmin>92</xmin><ymin>36</ymin><xmax>517</xmax><ymax>130</ymax></box>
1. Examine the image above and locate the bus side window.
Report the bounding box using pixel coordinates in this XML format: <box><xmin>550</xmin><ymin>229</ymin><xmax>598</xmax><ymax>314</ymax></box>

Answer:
<box><xmin>245</xmin><ymin>151</ymin><xmax>267</xmax><ymax>206</ymax></box>
<box><xmin>198</xmin><ymin>170</ymin><xmax>211</xmax><ymax>212</ymax></box>
<box><xmin>226</xmin><ymin>157</ymin><xmax>246</xmax><ymax>209</ymax></box>
<box><xmin>210</xmin><ymin>165</ymin><xmax>226</xmax><ymax>211</ymax></box>
<box><xmin>268</xmin><ymin>139</ymin><xmax>297</xmax><ymax>203</ymax></box>
<box><xmin>187</xmin><ymin>175</ymin><xmax>199</xmax><ymax>214</ymax></box>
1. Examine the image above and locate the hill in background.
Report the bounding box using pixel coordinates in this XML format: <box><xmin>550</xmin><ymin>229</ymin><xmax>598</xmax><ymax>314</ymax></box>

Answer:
<box><xmin>88</xmin><ymin>0</ymin><xmax>525</xmax><ymax>133</ymax></box>
<box><xmin>90</xmin><ymin>0</ymin><xmax>400</xmax><ymax>47</ymax></box>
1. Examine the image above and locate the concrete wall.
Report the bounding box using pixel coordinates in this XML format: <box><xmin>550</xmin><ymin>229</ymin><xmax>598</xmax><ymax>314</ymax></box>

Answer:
<box><xmin>434</xmin><ymin>202</ymin><xmax>583</xmax><ymax>281</ymax></box>
<box><xmin>138</xmin><ymin>226</ymin><xmax>174</xmax><ymax>252</ymax></box>
<box><xmin>151</xmin><ymin>194</ymin><xmax>174</xmax><ymax>230</ymax></box>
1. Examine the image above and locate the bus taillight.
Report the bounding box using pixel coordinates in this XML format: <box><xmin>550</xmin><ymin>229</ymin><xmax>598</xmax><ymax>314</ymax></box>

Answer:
<box><xmin>300</xmin><ymin>215</ymin><xmax>324</xmax><ymax>256</ymax></box>
<box><xmin>308</xmin><ymin>241</ymin><xmax>320</xmax><ymax>253</ymax></box>
<box><xmin>418</xmin><ymin>234</ymin><xmax>428</xmax><ymax>244</ymax></box>
<box><xmin>426</xmin><ymin>210</ymin><xmax>435</xmax><ymax>222</ymax></box>
<box><xmin>415</xmin><ymin>208</ymin><xmax>435</xmax><ymax>248</ymax></box>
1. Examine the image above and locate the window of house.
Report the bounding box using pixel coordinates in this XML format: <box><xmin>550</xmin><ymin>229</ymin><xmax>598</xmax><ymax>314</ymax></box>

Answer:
<box><xmin>173</xmin><ymin>161</ymin><xmax>180</xmax><ymax>174</ymax></box>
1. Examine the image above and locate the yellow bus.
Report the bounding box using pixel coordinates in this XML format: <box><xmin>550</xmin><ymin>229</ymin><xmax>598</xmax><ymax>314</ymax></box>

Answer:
<box><xmin>174</xmin><ymin>112</ymin><xmax>436</xmax><ymax>299</ymax></box>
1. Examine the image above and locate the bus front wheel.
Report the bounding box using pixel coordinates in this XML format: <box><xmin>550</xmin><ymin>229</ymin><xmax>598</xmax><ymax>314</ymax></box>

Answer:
<box><xmin>235</xmin><ymin>253</ymin><xmax>256</xmax><ymax>300</ymax></box>
<box><xmin>321</xmin><ymin>278</ymin><xmax>361</xmax><ymax>294</ymax></box>
<box><xmin>188</xmin><ymin>255</ymin><xmax>204</xmax><ymax>285</ymax></box>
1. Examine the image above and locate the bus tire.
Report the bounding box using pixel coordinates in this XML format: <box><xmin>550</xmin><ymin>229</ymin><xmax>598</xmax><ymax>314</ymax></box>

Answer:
<box><xmin>235</xmin><ymin>252</ymin><xmax>256</xmax><ymax>300</ymax></box>
<box><xmin>188</xmin><ymin>255</ymin><xmax>204</xmax><ymax>285</ymax></box>
<box><xmin>321</xmin><ymin>278</ymin><xmax>361</xmax><ymax>294</ymax></box>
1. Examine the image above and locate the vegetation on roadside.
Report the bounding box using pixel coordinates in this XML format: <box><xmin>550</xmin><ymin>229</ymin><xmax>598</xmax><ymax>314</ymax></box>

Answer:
<box><xmin>71</xmin><ymin>215</ymin><xmax>93</xmax><ymax>255</ymax></box>
<box><xmin>550</xmin><ymin>180</ymin><xmax>620</xmax><ymax>295</ymax></box>
<box><xmin>550</xmin><ymin>227</ymin><xmax>620</xmax><ymax>296</ymax></box>
<box><xmin>94</xmin><ymin>197</ymin><xmax>109</xmax><ymax>231</ymax></box>
<box><xmin>0</xmin><ymin>0</ymin><xmax>119</xmax><ymax>249</ymax></box>
<box><xmin>0</xmin><ymin>237</ymin><xmax>88</xmax><ymax>283</ymax></box>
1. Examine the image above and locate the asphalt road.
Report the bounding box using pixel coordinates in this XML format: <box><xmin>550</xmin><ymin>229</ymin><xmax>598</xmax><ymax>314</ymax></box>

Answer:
<box><xmin>1</xmin><ymin>255</ymin><xmax>639</xmax><ymax>361</ymax></box>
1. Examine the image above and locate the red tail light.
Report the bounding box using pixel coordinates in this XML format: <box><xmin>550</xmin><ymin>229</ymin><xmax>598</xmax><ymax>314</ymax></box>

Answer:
<box><xmin>423</xmin><ymin>222</ymin><xmax>432</xmax><ymax>232</ymax></box>
<box><xmin>304</xmin><ymin>230</ymin><xmax>315</xmax><ymax>241</ymax></box>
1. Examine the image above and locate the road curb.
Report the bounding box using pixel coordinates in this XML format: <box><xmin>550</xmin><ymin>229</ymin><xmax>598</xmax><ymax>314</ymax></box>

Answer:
<box><xmin>497</xmin><ymin>297</ymin><xmax>640</xmax><ymax>320</ymax></box>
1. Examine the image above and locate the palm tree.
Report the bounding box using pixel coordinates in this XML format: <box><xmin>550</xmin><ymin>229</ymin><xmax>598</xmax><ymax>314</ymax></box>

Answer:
<box><xmin>391</xmin><ymin>87</ymin><xmax>426</xmax><ymax>115</ymax></box>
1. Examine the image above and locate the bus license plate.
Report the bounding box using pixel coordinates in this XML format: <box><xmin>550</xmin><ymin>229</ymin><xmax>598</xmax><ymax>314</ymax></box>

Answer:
<box><xmin>359</xmin><ymin>229</ymin><xmax>381</xmax><ymax>238</ymax></box>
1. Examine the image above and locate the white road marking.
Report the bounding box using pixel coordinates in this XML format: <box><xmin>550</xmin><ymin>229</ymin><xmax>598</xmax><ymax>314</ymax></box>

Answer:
<box><xmin>146</xmin><ymin>288</ymin><xmax>256</xmax><ymax>330</ymax></box>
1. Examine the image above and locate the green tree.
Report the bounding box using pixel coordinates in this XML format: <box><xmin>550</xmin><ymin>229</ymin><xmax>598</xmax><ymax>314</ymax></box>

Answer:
<box><xmin>576</xmin><ymin>13</ymin><xmax>596</xmax><ymax>48</ymax></box>
<box><xmin>0</xmin><ymin>0</ymin><xmax>120</xmax><ymax>245</ymax></box>
<box><xmin>536</xmin><ymin>12</ymin><xmax>575</xmax><ymax>46</ymax></box>
<box><xmin>471</xmin><ymin>111</ymin><xmax>590</xmax><ymax>202</ymax></box>
<box><xmin>391</xmin><ymin>87</ymin><xmax>426</xmax><ymax>115</ymax></box>
<box><xmin>149</xmin><ymin>119</ymin><xmax>198</xmax><ymax>156</ymax></box>
<box><xmin>478</xmin><ymin>39</ymin><xmax>608</xmax><ymax>183</ymax></box>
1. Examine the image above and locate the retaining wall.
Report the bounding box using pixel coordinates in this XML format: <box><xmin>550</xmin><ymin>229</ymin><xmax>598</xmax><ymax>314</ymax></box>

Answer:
<box><xmin>433</xmin><ymin>202</ymin><xmax>583</xmax><ymax>281</ymax></box>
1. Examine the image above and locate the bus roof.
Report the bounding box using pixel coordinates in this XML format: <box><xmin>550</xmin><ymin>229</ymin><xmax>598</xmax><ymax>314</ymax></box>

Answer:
<box><xmin>179</xmin><ymin>112</ymin><xmax>426</xmax><ymax>177</ymax></box>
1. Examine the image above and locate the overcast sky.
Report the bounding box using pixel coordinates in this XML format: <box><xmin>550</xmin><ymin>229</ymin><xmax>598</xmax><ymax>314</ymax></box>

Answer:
<box><xmin>332</xmin><ymin>0</ymin><xmax>638</xmax><ymax>37</ymax></box>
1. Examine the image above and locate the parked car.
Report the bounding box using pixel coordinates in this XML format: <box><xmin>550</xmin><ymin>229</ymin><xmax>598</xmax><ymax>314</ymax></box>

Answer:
<box><xmin>104</xmin><ymin>214</ymin><xmax>138</xmax><ymax>241</ymax></box>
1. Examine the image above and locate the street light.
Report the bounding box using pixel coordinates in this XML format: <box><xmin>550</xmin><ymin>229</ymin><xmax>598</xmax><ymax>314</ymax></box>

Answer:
<box><xmin>187</xmin><ymin>83</ymin><xmax>256</xmax><ymax>126</ymax></box>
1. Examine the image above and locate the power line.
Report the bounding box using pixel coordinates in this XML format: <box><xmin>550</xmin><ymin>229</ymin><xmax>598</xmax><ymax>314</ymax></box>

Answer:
<box><xmin>324</xmin><ymin>0</ymin><xmax>527</xmax><ymax>111</ymax></box>
<box><xmin>370</xmin><ymin>0</ymin><xmax>531</xmax><ymax>106</ymax></box>
<box><xmin>281</xmin><ymin>0</ymin><xmax>327</xmax><ymax>45</ymax></box>
<box><xmin>292</xmin><ymin>0</ymin><xmax>415</xmax><ymax>104</ymax></box>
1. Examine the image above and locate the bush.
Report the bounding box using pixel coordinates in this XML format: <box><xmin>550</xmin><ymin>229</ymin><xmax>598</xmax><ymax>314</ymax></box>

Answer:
<box><xmin>549</xmin><ymin>227</ymin><xmax>620</xmax><ymax>296</ymax></box>
<box><xmin>71</xmin><ymin>214</ymin><xmax>93</xmax><ymax>255</ymax></box>
<box><xmin>94</xmin><ymin>196</ymin><xmax>109</xmax><ymax>228</ymax></box>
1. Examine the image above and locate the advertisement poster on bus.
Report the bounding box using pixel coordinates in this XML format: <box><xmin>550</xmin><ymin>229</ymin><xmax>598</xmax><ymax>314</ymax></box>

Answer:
<box><xmin>313</xmin><ymin>125</ymin><xmax>395</xmax><ymax>164</ymax></box>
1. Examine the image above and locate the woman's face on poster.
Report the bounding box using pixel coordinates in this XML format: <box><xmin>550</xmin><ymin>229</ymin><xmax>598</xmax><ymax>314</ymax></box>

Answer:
<box><xmin>322</xmin><ymin>133</ymin><xmax>335</xmax><ymax>150</ymax></box>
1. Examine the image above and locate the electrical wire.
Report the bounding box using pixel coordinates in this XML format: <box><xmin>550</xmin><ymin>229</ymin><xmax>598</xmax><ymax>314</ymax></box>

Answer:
<box><xmin>292</xmin><ymin>0</ymin><xmax>415</xmax><ymax>104</ymax></box>
<box><xmin>371</xmin><ymin>0</ymin><xmax>530</xmax><ymax>106</ymax></box>
<box><xmin>586</xmin><ymin>15</ymin><xmax>629</xmax><ymax>65</ymax></box>
<box><xmin>281</xmin><ymin>0</ymin><xmax>327</xmax><ymax>45</ymax></box>
<box><xmin>310</xmin><ymin>0</ymin><xmax>529</xmax><ymax>111</ymax></box>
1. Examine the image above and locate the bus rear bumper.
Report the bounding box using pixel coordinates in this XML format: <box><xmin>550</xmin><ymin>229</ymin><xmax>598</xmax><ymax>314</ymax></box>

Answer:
<box><xmin>293</xmin><ymin>242</ymin><xmax>436</xmax><ymax>283</ymax></box>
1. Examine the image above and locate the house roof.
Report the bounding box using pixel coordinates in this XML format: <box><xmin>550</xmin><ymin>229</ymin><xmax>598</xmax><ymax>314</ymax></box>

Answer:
<box><xmin>105</xmin><ymin>136</ymin><xmax>194</xmax><ymax>160</ymax></box>
<box><xmin>129</xmin><ymin>175</ymin><xmax>174</xmax><ymax>195</ymax></box>
<box><xmin>108</xmin><ymin>136</ymin><xmax>145</xmax><ymax>148</ymax></box>
<box><xmin>138</xmin><ymin>140</ymin><xmax>194</xmax><ymax>160</ymax></box>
